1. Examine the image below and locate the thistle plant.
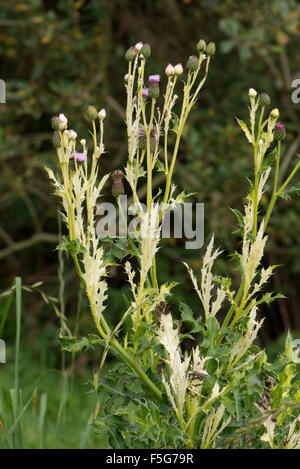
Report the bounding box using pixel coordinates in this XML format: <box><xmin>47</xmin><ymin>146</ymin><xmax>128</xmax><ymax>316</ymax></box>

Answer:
<box><xmin>46</xmin><ymin>42</ymin><xmax>300</xmax><ymax>449</ymax></box>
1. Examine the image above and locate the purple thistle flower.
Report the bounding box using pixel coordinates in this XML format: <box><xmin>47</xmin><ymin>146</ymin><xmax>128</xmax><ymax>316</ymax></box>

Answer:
<box><xmin>142</xmin><ymin>88</ymin><xmax>149</xmax><ymax>98</ymax></box>
<box><xmin>149</xmin><ymin>75</ymin><xmax>160</xmax><ymax>84</ymax></box>
<box><xmin>69</xmin><ymin>152</ymin><xmax>87</xmax><ymax>163</ymax></box>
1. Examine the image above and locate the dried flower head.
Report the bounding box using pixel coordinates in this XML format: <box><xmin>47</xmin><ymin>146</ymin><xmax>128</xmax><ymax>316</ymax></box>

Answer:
<box><xmin>111</xmin><ymin>169</ymin><xmax>125</xmax><ymax>197</ymax></box>
<box><xmin>155</xmin><ymin>301</ymin><xmax>171</xmax><ymax>322</ymax></box>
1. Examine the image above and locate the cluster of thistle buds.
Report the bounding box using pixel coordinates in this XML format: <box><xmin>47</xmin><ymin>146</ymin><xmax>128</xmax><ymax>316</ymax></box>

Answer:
<box><xmin>125</xmin><ymin>41</ymin><xmax>151</xmax><ymax>61</ymax></box>
<box><xmin>248</xmin><ymin>88</ymin><xmax>286</xmax><ymax>141</ymax></box>
<box><xmin>86</xmin><ymin>105</ymin><xmax>106</xmax><ymax>121</ymax></box>
<box><xmin>124</xmin><ymin>38</ymin><xmax>215</xmax><ymax>104</ymax></box>
<box><xmin>50</xmin><ymin>106</ymin><xmax>107</xmax><ymax>164</ymax></box>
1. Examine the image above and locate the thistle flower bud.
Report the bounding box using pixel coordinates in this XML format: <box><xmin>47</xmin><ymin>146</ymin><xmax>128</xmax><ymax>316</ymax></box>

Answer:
<box><xmin>80</xmin><ymin>138</ymin><xmax>86</xmax><ymax>147</ymax></box>
<box><xmin>174</xmin><ymin>63</ymin><xmax>183</xmax><ymax>75</ymax></box>
<box><xmin>58</xmin><ymin>113</ymin><xmax>68</xmax><ymax>130</ymax></box>
<box><xmin>165</xmin><ymin>63</ymin><xmax>174</xmax><ymax>77</ymax></box>
<box><xmin>148</xmin><ymin>75</ymin><xmax>160</xmax><ymax>99</ymax></box>
<box><xmin>259</xmin><ymin>92</ymin><xmax>270</xmax><ymax>107</ymax></box>
<box><xmin>148</xmin><ymin>83</ymin><xmax>159</xmax><ymax>99</ymax></box>
<box><xmin>274</xmin><ymin>122</ymin><xmax>286</xmax><ymax>141</ymax></box>
<box><xmin>141</xmin><ymin>43</ymin><xmax>151</xmax><ymax>58</ymax></box>
<box><xmin>67</xmin><ymin>129</ymin><xmax>77</xmax><ymax>140</ymax></box>
<box><xmin>248</xmin><ymin>88</ymin><xmax>257</xmax><ymax>98</ymax></box>
<box><xmin>51</xmin><ymin>116</ymin><xmax>60</xmax><ymax>131</ymax></box>
<box><xmin>125</xmin><ymin>46</ymin><xmax>138</xmax><ymax>61</ymax></box>
<box><xmin>135</xmin><ymin>42</ymin><xmax>143</xmax><ymax>52</ymax></box>
<box><xmin>52</xmin><ymin>131</ymin><xmax>61</xmax><ymax>148</ymax></box>
<box><xmin>87</xmin><ymin>105</ymin><xmax>98</xmax><ymax>121</ymax></box>
<box><xmin>271</xmin><ymin>108</ymin><xmax>279</xmax><ymax>118</ymax></box>
<box><xmin>187</xmin><ymin>55</ymin><xmax>199</xmax><ymax>72</ymax></box>
<box><xmin>98</xmin><ymin>108</ymin><xmax>106</xmax><ymax>120</ymax></box>
<box><xmin>196</xmin><ymin>39</ymin><xmax>206</xmax><ymax>53</ymax></box>
<box><xmin>111</xmin><ymin>170</ymin><xmax>125</xmax><ymax>198</ymax></box>
<box><xmin>206</xmin><ymin>42</ymin><xmax>216</xmax><ymax>57</ymax></box>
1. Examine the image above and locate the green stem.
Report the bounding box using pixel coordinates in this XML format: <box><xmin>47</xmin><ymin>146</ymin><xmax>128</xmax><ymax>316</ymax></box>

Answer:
<box><xmin>253</xmin><ymin>169</ymin><xmax>259</xmax><ymax>239</ymax></box>
<box><xmin>276</xmin><ymin>156</ymin><xmax>300</xmax><ymax>197</ymax></box>
<box><xmin>222</xmin><ymin>275</ymin><xmax>245</xmax><ymax>330</ymax></box>
<box><xmin>264</xmin><ymin>141</ymin><xmax>281</xmax><ymax>231</ymax></box>
<box><xmin>253</xmin><ymin>106</ymin><xmax>265</xmax><ymax>239</ymax></box>
<box><xmin>71</xmin><ymin>253</ymin><xmax>162</xmax><ymax>401</ymax></box>
<box><xmin>146</xmin><ymin>99</ymin><xmax>155</xmax><ymax>210</ymax></box>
